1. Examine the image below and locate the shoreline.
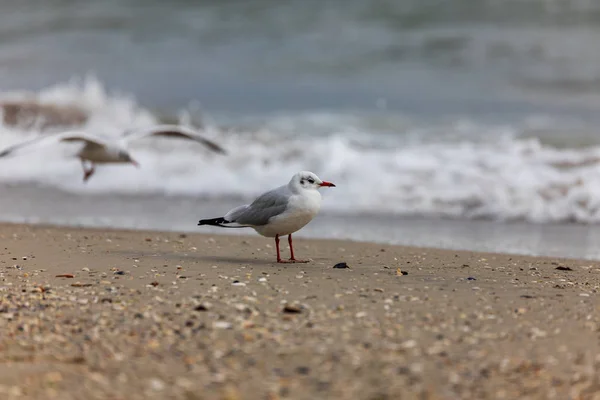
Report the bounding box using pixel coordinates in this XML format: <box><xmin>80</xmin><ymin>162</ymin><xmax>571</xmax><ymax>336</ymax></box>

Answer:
<box><xmin>1</xmin><ymin>223</ymin><xmax>600</xmax><ymax>398</ymax></box>
<box><xmin>4</xmin><ymin>183</ymin><xmax>600</xmax><ymax>261</ymax></box>
<box><xmin>5</xmin><ymin>182</ymin><xmax>600</xmax><ymax>262</ymax></box>
<box><xmin>1</xmin><ymin>218</ymin><xmax>600</xmax><ymax>263</ymax></box>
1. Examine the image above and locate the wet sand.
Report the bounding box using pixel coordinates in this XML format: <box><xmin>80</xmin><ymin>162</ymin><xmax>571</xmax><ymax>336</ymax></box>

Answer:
<box><xmin>1</xmin><ymin>223</ymin><xmax>600</xmax><ymax>399</ymax></box>
<box><xmin>5</xmin><ymin>183</ymin><xmax>600</xmax><ymax>261</ymax></box>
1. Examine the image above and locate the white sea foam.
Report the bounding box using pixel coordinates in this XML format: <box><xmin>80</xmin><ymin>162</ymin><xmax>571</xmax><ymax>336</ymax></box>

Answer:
<box><xmin>2</xmin><ymin>77</ymin><xmax>600</xmax><ymax>224</ymax></box>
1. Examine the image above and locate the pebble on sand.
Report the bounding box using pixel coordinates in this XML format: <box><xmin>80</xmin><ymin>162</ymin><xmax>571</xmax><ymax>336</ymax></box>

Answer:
<box><xmin>283</xmin><ymin>304</ymin><xmax>303</xmax><ymax>314</ymax></box>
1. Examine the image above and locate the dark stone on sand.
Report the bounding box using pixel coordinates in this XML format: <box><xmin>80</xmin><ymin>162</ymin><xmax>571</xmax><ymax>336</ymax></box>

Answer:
<box><xmin>114</xmin><ymin>271</ymin><xmax>125</xmax><ymax>275</ymax></box>
<box><xmin>396</xmin><ymin>366</ymin><xmax>410</xmax><ymax>375</ymax></box>
<box><xmin>333</xmin><ymin>262</ymin><xmax>349</xmax><ymax>269</ymax></box>
<box><xmin>555</xmin><ymin>266</ymin><xmax>573</xmax><ymax>271</ymax></box>
<box><xmin>283</xmin><ymin>304</ymin><xmax>302</xmax><ymax>314</ymax></box>
<box><xmin>296</xmin><ymin>366</ymin><xmax>310</xmax><ymax>375</ymax></box>
<box><xmin>467</xmin><ymin>277</ymin><xmax>476</xmax><ymax>281</ymax></box>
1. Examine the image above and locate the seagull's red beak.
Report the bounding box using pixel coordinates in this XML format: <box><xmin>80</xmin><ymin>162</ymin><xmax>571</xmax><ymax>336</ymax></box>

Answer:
<box><xmin>319</xmin><ymin>181</ymin><xmax>336</xmax><ymax>187</ymax></box>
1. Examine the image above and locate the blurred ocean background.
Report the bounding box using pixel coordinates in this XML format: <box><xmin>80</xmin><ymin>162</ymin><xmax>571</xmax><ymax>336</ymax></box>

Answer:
<box><xmin>3</xmin><ymin>0</ymin><xmax>600</xmax><ymax>258</ymax></box>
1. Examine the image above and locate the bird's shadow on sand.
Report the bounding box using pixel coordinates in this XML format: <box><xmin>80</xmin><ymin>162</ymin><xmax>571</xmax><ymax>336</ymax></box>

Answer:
<box><xmin>112</xmin><ymin>250</ymin><xmax>273</xmax><ymax>266</ymax></box>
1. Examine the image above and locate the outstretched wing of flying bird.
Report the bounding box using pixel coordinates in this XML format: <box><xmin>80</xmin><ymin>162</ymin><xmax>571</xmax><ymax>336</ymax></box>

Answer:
<box><xmin>121</xmin><ymin>124</ymin><xmax>227</xmax><ymax>155</ymax></box>
<box><xmin>0</xmin><ymin>131</ymin><xmax>109</xmax><ymax>158</ymax></box>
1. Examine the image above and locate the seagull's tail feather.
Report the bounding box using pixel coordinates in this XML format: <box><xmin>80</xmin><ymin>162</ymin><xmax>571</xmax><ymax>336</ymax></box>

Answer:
<box><xmin>198</xmin><ymin>217</ymin><xmax>247</xmax><ymax>228</ymax></box>
<box><xmin>198</xmin><ymin>217</ymin><xmax>227</xmax><ymax>226</ymax></box>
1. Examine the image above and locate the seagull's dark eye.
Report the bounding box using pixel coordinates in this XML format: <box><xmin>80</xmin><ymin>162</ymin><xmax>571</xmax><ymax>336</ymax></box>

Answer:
<box><xmin>300</xmin><ymin>180</ymin><xmax>305</xmax><ymax>185</ymax></box>
<box><xmin>307</xmin><ymin>178</ymin><xmax>315</xmax><ymax>184</ymax></box>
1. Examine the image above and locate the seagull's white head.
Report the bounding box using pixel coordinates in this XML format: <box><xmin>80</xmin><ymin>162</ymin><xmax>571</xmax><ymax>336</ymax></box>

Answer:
<box><xmin>289</xmin><ymin>171</ymin><xmax>336</xmax><ymax>193</ymax></box>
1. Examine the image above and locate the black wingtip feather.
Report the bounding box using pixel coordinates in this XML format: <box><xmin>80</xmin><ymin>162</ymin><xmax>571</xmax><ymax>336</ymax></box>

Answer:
<box><xmin>198</xmin><ymin>217</ymin><xmax>227</xmax><ymax>226</ymax></box>
<box><xmin>205</xmin><ymin>142</ymin><xmax>227</xmax><ymax>156</ymax></box>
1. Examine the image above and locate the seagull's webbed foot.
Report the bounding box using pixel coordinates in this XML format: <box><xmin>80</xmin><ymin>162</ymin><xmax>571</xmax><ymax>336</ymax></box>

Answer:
<box><xmin>283</xmin><ymin>234</ymin><xmax>309</xmax><ymax>263</ymax></box>
<box><xmin>274</xmin><ymin>234</ymin><xmax>311</xmax><ymax>263</ymax></box>
<box><xmin>275</xmin><ymin>258</ymin><xmax>310</xmax><ymax>264</ymax></box>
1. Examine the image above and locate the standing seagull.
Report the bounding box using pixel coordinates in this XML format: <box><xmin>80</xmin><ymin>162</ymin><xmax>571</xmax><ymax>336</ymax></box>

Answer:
<box><xmin>0</xmin><ymin>124</ymin><xmax>226</xmax><ymax>182</ymax></box>
<box><xmin>198</xmin><ymin>171</ymin><xmax>336</xmax><ymax>263</ymax></box>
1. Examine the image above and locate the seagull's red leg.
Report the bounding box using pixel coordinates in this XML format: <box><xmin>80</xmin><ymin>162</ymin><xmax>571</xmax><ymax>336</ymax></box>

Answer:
<box><xmin>288</xmin><ymin>234</ymin><xmax>309</xmax><ymax>263</ymax></box>
<box><xmin>275</xmin><ymin>234</ymin><xmax>296</xmax><ymax>263</ymax></box>
<box><xmin>288</xmin><ymin>234</ymin><xmax>296</xmax><ymax>260</ymax></box>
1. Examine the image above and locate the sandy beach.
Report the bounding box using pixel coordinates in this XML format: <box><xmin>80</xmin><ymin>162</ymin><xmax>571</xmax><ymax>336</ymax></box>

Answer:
<box><xmin>0</xmin><ymin>223</ymin><xmax>600</xmax><ymax>399</ymax></box>
<box><xmin>5</xmin><ymin>2</ymin><xmax>600</xmax><ymax>399</ymax></box>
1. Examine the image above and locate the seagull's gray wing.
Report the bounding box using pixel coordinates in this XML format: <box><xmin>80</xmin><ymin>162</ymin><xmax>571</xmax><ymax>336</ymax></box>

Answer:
<box><xmin>122</xmin><ymin>124</ymin><xmax>226</xmax><ymax>155</ymax></box>
<box><xmin>0</xmin><ymin>131</ymin><xmax>108</xmax><ymax>158</ymax></box>
<box><xmin>226</xmin><ymin>186</ymin><xmax>290</xmax><ymax>226</ymax></box>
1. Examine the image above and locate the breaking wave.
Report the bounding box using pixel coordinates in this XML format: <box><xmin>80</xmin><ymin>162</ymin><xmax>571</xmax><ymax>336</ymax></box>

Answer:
<box><xmin>2</xmin><ymin>77</ymin><xmax>600</xmax><ymax>223</ymax></box>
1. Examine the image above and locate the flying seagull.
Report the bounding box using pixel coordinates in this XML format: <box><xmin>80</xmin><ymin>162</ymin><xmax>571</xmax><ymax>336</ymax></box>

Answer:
<box><xmin>0</xmin><ymin>124</ymin><xmax>227</xmax><ymax>181</ymax></box>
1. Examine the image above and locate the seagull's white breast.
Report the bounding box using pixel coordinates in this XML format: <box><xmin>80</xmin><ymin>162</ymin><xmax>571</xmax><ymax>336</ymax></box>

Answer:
<box><xmin>254</xmin><ymin>190</ymin><xmax>322</xmax><ymax>237</ymax></box>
